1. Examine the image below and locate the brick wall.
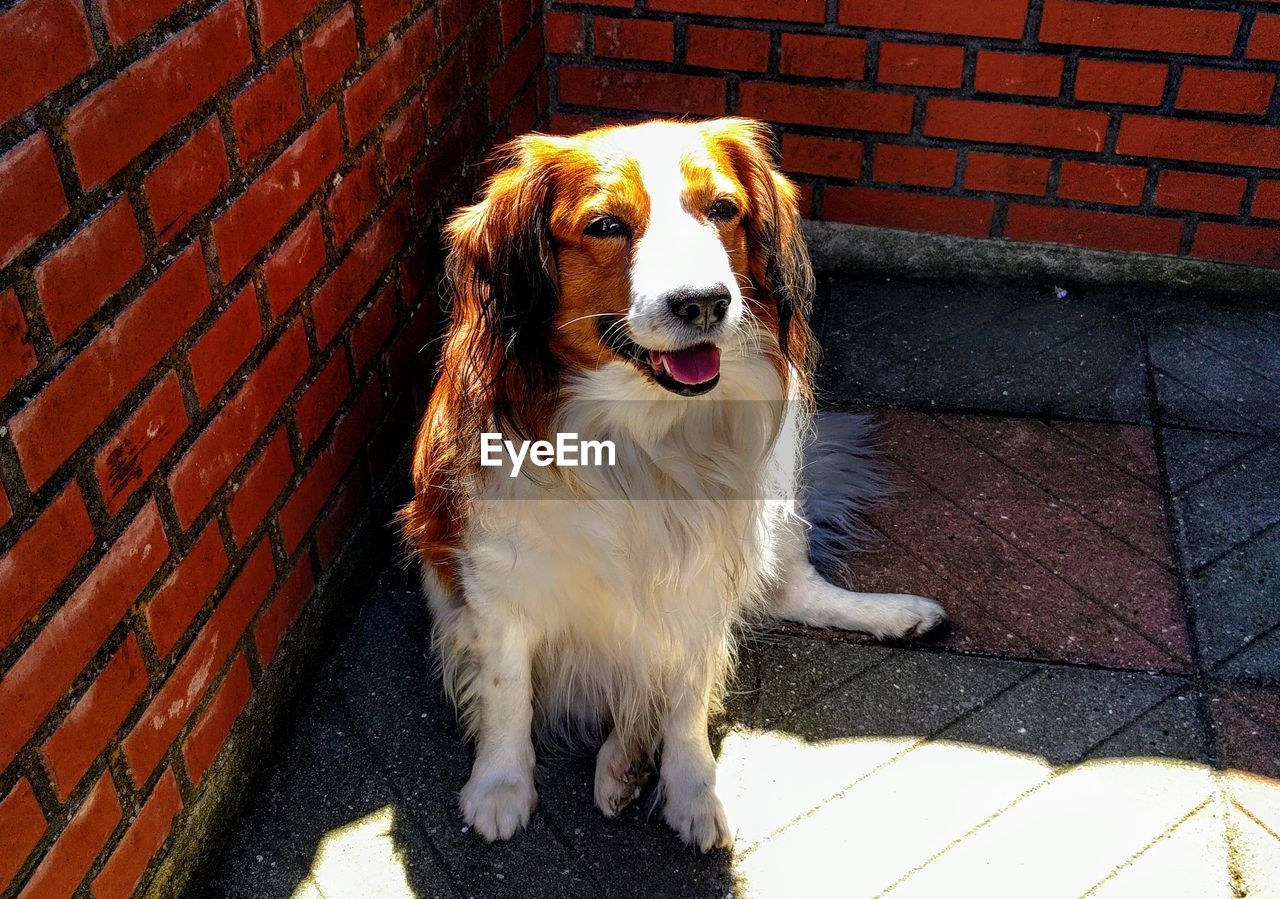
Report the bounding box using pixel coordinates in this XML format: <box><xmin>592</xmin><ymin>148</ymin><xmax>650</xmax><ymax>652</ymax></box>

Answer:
<box><xmin>546</xmin><ymin>0</ymin><xmax>1280</xmax><ymax>268</ymax></box>
<box><xmin>0</xmin><ymin>0</ymin><xmax>545</xmax><ymax>895</ymax></box>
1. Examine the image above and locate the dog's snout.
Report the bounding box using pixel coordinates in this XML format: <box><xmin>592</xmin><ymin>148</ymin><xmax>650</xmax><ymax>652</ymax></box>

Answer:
<box><xmin>666</xmin><ymin>287</ymin><xmax>730</xmax><ymax>331</ymax></box>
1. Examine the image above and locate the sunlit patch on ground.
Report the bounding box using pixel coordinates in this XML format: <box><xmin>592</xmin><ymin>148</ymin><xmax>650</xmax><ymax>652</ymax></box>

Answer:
<box><xmin>293</xmin><ymin>807</ymin><xmax>415</xmax><ymax>899</ymax></box>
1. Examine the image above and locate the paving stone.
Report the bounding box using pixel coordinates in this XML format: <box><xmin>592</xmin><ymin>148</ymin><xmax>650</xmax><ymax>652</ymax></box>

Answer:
<box><xmin>1225</xmin><ymin>803</ymin><xmax>1280</xmax><ymax>899</ymax></box>
<box><xmin>1149</xmin><ymin>332</ymin><xmax>1280</xmax><ymax>435</ymax></box>
<box><xmin>1087</xmin><ymin>802</ymin><xmax>1232</xmax><ymax>899</ymax></box>
<box><xmin>1187</xmin><ymin>527</ymin><xmax>1280</xmax><ymax>674</ymax></box>
<box><xmin>1150</xmin><ymin>299</ymin><xmax>1280</xmax><ymax>388</ymax></box>
<box><xmin>1172</xmin><ymin>441</ymin><xmax>1280</xmax><ymax>571</ymax></box>
<box><xmin>1087</xmin><ymin>690</ymin><xmax>1210</xmax><ymax>765</ymax></box>
<box><xmin>1216</xmin><ymin>629</ymin><xmax>1280</xmax><ymax>687</ymax></box>
<box><xmin>747</xmin><ymin>635</ymin><xmax>890</xmax><ymax>728</ymax></box>
<box><xmin>1211</xmin><ymin>688</ymin><xmax>1280</xmax><ymax>782</ymax></box>
<box><xmin>1053</xmin><ymin>420</ymin><xmax>1161</xmax><ymax>488</ymax></box>
<box><xmin>1162</xmin><ymin>428</ymin><xmax>1267</xmax><ymax>493</ymax></box>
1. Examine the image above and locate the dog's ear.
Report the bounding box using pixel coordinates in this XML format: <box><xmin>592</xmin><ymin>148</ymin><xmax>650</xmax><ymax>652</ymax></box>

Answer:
<box><xmin>444</xmin><ymin>135</ymin><xmax>565</xmax><ymax>437</ymax></box>
<box><xmin>708</xmin><ymin>119</ymin><xmax>815</xmax><ymax>374</ymax></box>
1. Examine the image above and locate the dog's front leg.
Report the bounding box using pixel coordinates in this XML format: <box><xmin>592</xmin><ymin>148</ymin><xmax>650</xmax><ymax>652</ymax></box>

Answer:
<box><xmin>458</xmin><ymin>610</ymin><xmax>538</xmax><ymax>842</ymax></box>
<box><xmin>659</xmin><ymin>654</ymin><xmax>733</xmax><ymax>852</ymax></box>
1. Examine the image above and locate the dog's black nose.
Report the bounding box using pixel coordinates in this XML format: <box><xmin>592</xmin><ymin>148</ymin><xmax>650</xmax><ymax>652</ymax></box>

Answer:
<box><xmin>667</xmin><ymin>287</ymin><xmax>730</xmax><ymax>331</ymax></box>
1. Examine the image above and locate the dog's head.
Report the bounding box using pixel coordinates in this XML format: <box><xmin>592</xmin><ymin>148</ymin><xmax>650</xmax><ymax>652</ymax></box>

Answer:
<box><xmin>444</xmin><ymin>118</ymin><xmax>813</xmax><ymax>425</ymax></box>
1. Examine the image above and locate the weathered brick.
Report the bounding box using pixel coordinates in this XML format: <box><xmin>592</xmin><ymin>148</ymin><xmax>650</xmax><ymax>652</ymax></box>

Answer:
<box><xmin>925</xmin><ymin>98</ymin><xmax>1108</xmax><ymax>152</ymax></box>
<box><xmin>593</xmin><ymin>16</ymin><xmax>672</xmax><ymax>61</ymax></box>
<box><xmin>301</xmin><ymin>4</ymin><xmax>358</xmax><ymax>98</ymax></box>
<box><xmin>1005</xmin><ymin>205</ymin><xmax>1182</xmax><ymax>255</ymax></box>
<box><xmin>311</xmin><ymin>196</ymin><xmax>408</xmax><ymax>347</ymax></box>
<box><xmin>227</xmin><ymin>429</ymin><xmax>294</xmax><ymax>544</ymax></box>
<box><xmin>35</xmin><ymin>199</ymin><xmax>145</xmax><ymax>343</ymax></box>
<box><xmin>1040</xmin><ymin>0</ymin><xmax>1241</xmax><ymax>56</ymax></box>
<box><xmin>144</xmin><ymin>522</ymin><xmax>227</xmax><ymax>658</ymax></box>
<box><xmin>964</xmin><ymin>151</ymin><xmax>1050</xmax><ymax>196</ymax></box>
<box><xmin>840</xmin><ymin>0</ymin><xmax>1027</xmax><ymax>38</ymax></box>
<box><xmin>99</xmin><ymin>0</ymin><xmax>185</xmax><ymax>45</ymax></box>
<box><xmin>182</xmin><ymin>653</ymin><xmax>252</xmax><ymax>784</ymax></box>
<box><xmin>189</xmin><ymin>286</ymin><xmax>262</xmax><ymax>406</ymax></box>
<box><xmin>874</xmin><ymin>144</ymin><xmax>957</xmax><ymax>188</ymax></box>
<box><xmin>343</xmin><ymin>16</ymin><xmax>437</xmax><ymax>143</ymax></box>
<box><xmin>739</xmin><ymin>81</ymin><xmax>912</xmax><ymax>133</ymax></box>
<box><xmin>488</xmin><ymin>21</ymin><xmax>543</xmax><ymax>118</ymax></box>
<box><xmin>686</xmin><ymin>25</ymin><xmax>769</xmax><ymax>72</ymax></box>
<box><xmin>0</xmin><ymin>133</ymin><xmax>68</xmax><ymax>269</ymax></box>
<box><xmin>254</xmin><ymin>0</ymin><xmax>322</xmax><ymax>46</ymax></box>
<box><xmin>1191</xmin><ymin>222</ymin><xmax>1280</xmax><ymax>267</ymax></box>
<box><xmin>0</xmin><ymin>780</ymin><xmax>45</xmax><ymax>894</ymax></box>
<box><xmin>363</xmin><ymin>0</ymin><xmax>410</xmax><ymax>44</ymax></box>
<box><xmin>123</xmin><ymin>540</ymin><xmax>274</xmax><ymax>783</ymax></box>
<box><xmin>1116</xmin><ymin>116</ymin><xmax>1280</xmax><ymax>170</ymax></box>
<box><xmin>94</xmin><ymin>371</ymin><xmax>188</xmax><ymax>513</ymax></box>
<box><xmin>1176</xmin><ymin>67</ymin><xmax>1275</xmax><ymax>116</ymax></box>
<box><xmin>1057</xmin><ymin>160</ymin><xmax>1146</xmax><ymax>206</ymax></box>
<box><xmin>1253</xmin><ymin>181</ymin><xmax>1280</xmax><ymax>221</ymax></box>
<box><xmin>779</xmin><ymin>34</ymin><xmax>866</xmax><ymax>80</ymax></box>
<box><xmin>253</xmin><ymin>557</ymin><xmax>316</xmax><ymax>667</ymax></box>
<box><xmin>546</xmin><ymin>11</ymin><xmax>584</xmax><ymax>55</ymax></box>
<box><xmin>648</xmin><ymin>0</ymin><xmax>823</xmax><ymax>22</ymax></box>
<box><xmin>12</xmin><ymin>245</ymin><xmax>212</xmax><ymax>490</ymax></box>
<box><xmin>0</xmin><ymin>503</ymin><xmax>167</xmax><ymax>770</ymax></box>
<box><xmin>559</xmin><ymin>66</ymin><xmax>725</xmax><ymax>117</ymax></box>
<box><xmin>213</xmin><ymin>108</ymin><xmax>343</xmax><ymax>280</ymax></box>
<box><xmin>330</xmin><ymin>147</ymin><xmax>382</xmax><ymax>246</ymax></box>
<box><xmin>295</xmin><ymin>349</ymin><xmax>352</xmax><ymax>449</ymax></box>
<box><xmin>1250</xmin><ymin>14</ymin><xmax>1280</xmax><ymax>61</ymax></box>
<box><xmin>315</xmin><ymin>467</ymin><xmax>369</xmax><ymax>567</ymax></box>
<box><xmin>40</xmin><ymin>635</ymin><xmax>147</xmax><ymax>801</ymax></box>
<box><xmin>825</xmin><ymin>186</ymin><xmax>995</xmax><ymax>238</ymax></box>
<box><xmin>428</xmin><ymin>54</ymin><xmax>466</xmax><ymax>129</ymax></box>
<box><xmin>231</xmin><ymin>57</ymin><xmax>305</xmax><ymax>164</ymax></box>
<box><xmin>781</xmin><ymin>134</ymin><xmax>863</xmax><ymax>180</ymax></box>
<box><xmin>168</xmin><ymin>320</ymin><xmax>309</xmax><ymax>527</ymax></box>
<box><xmin>90</xmin><ymin>770</ymin><xmax>181</xmax><ymax>899</ymax></box>
<box><xmin>0</xmin><ymin>0</ymin><xmax>96</xmax><ymax>124</ymax></box>
<box><xmin>0</xmin><ymin>484</ymin><xmax>93</xmax><ymax>648</ymax></box>
<box><xmin>66</xmin><ymin>3</ymin><xmax>252</xmax><ymax>187</ymax></box>
<box><xmin>1155</xmin><ymin>170</ymin><xmax>1246</xmax><ymax>215</ymax></box>
<box><xmin>18</xmin><ymin>774</ymin><xmax>120</xmax><ymax>899</ymax></box>
<box><xmin>975</xmin><ymin>50</ymin><xmax>1063</xmax><ymax>97</ymax></box>
<box><xmin>877</xmin><ymin>42</ymin><xmax>964</xmax><ymax>88</ymax></box>
<box><xmin>0</xmin><ymin>288</ymin><xmax>38</xmax><ymax>397</ymax></box>
<box><xmin>351</xmin><ymin>283</ymin><xmax>398</xmax><ymax>376</ymax></box>
<box><xmin>1074</xmin><ymin>58</ymin><xmax>1166</xmax><ymax>106</ymax></box>
<box><xmin>263</xmin><ymin>211</ymin><xmax>326</xmax><ymax>318</ymax></box>
<box><xmin>384</xmin><ymin>94</ymin><xmax>427</xmax><ymax>181</ymax></box>
<box><xmin>144</xmin><ymin>117</ymin><xmax>231</xmax><ymax>245</ymax></box>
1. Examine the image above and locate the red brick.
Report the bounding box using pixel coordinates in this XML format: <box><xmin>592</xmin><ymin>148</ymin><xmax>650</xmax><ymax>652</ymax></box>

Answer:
<box><xmin>1250</xmin><ymin>14</ymin><xmax>1280</xmax><ymax>61</ymax></box>
<box><xmin>99</xmin><ymin>0</ymin><xmax>185</xmax><ymax>45</ymax></box>
<box><xmin>330</xmin><ymin>147</ymin><xmax>381</xmax><ymax>246</ymax></box>
<box><xmin>964</xmin><ymin>151</ymin><xmax>1050</xmax><ymax>196</ymax></box>
<box><xmin>315</xmin><ymin>467</ymin><xmax>368</xmax><ymax>567</ymax></box>
<box><xmin>0</xmin><ymin>289</ymin><xmax>37</xmax><ymax>396</ymax></box>
<box><xmin>144</xmin><ymin>117</ymin><xmax>231</xmax><ymax>245</ymax></box>
<box><xmin>145</xmin><ymin>522</ymin><xmax>227</xmax><ymax>658</ymax></box>
<box><xmin>427</xmin><ymin>54</ymin><xmax>466</xmax><ymax>128</ymax></box>
<box><xmin>263</xmin><ymin>211</ymin><xmax>326</xmax><ymax>318</ymax></box>
<box><xmin>0</xmin><ymin>487</ymin><xmax>10</xmax><ymax>530</ymax></box>
<box><xmin>824</xmin><ymin>186</ymin><xmax>995</xmax><ymax>238</ymax></box>
<box><xmin>0</xmin><ymin>484</ymin><xmax>93</xmax><ymax>648</ymax></box>
<box><xmin>91</xmin><ymin>771</ymin><xmax>181</xmax><ymax>899</ymax></box>
<box><xmin>1005</xmin><ymin>205</ymin><xmax>1182</xmax><ymax>255</ymax></box>
<box><xmin>488</xmin><ymin>20</ymin><xmax>543</xmax><ymax>118</ymax></box>
<box><xmin>228</xmin><ymin>429</ymin><xmax>294</xmax><ymax>543</ymax></box>
<box><xmin>124</xmin><ymin>540</ymin><xmax>274</xmax><ymax>782</ymax></box>
<box><xmin>12</xmin><ymin>245</ymin><xmax>212</xmax><ymax>490</ymax></box>
<box><xmin>189</xmin><ymin>286</ymin><xmax>262</xmax><ymax>406</ymax></box>
<box><xmin>0</xmin><ymin>503</ymin><xmax>167</xmax><ymax>769</ymax></box>
<box><xmin>1155</xmin><ymin>170</ymin><xmax>1246</xmax><ymax>215</ymax></box>
<box><xmin>877</xmin><ymin>42</ymin><xmax>964</xmax><ymax>88</ymax></box>
<box><xmin>0</xmin><ymin>780</ymin><xmax>45</xmax><ymax>894</ymax></box>
<box><xmin>231</xmin><ymin>58</ymin><xmax>305</xmax><ymax>164</ymax></box>
<box><xmin>168</xmin><ymin>321</ymin><xmax>309</xmax><ymax>527</ymax></box>
<box><xmin>465</xmin><ymin>11</ymin><xmax>501</xmax><ymax>84</ymax></box>
<box><xmin>94</xmin><ymin>372</ymin><xmax>188</xmax><ymax>513</ymax></box>
<box><xmin>781</xmin><ymin>134</ymin><xmax>862</xmax><ymax>180</ymax></box>
<box><xmin>500</xmin><ymin>0</ymin><xmax>532</xmax><ymax>45</ymax></box>
<box><xmin>312</xmin><ymin>196</ymin><xmax>409</xmax><ymax>347</ymax></box>
<box><xmin>779</xmin><ymin>34</ymin><xmax>866</xmax><ymax>80</ymax></box>
<box><xmin>351</xmin><ymin>284</ymin><xmax>397</xmax><ymax>376</ymax></box>
<box><xmin>1191</xmin><ymin>222</ymin><xmax>1280</xmax><ymax>268</ymax></box>
<box><xmin>1074</xmin><ymin>58</ymin><xmax>1166</xmax><ymax>107</ymax></box>
<box><xmin>1253</xmin><ymin>181</ymin><xmax>1280</xmax><ymax>220</ymax></box>
<box><xmin>18</xmin><ymin>774</ymin><xmax>121</xmax><ymax>899</ymax></box>
<box><xmin>975</xmin><ymin>50</ymin><xmax>1063</xmax><ymax>97</ymax></box>
<box><xmin>546</xmin><ymin>11</ymin><xmax>583</xmax><ymax>55</ymax></box>
<box><xmin>255</xmin><ymin>0</ymin><xmax>322</xmax><ymax>45</ymax></box>
<box><xmin>183</xmin><ymin>653</ymin><xmax>252</xmax><ymax>784</ymax></box>
<box><xmin>40</xmin><ymin>635</ymin><xmax>147</xmax><ymax>801</ymax></box>
<box><xmin>1116</xmin><ymin>116</ymin><xmax>1280</xmax><ymax>170</ymax></box>
<box><xmin>253</xmin><ymin>558</ymin><xmax>316</xmax><ymax>667</ymax></box>
<box><xmin>214</xmin><ymin>108</ymin><xmax>343</xmax><ymax>280</ymax></box>
<box><xmin>685</xmin><ymin>25</ymin><xmax>768</xmax><ymax>72</ymax></box>
<box><xmin>874</xmin><ymin>144</ymin><xmax>957</xmax><ymax>188</ymax></box>
<box><xmin>740</xmin><ymin>81</ymin><xmax>912</xmax><ymax>133</ymax></box>
<box><xmin>1057</xmin><ymin>160</ymin><xmax>1146</xmax><ymax>207</ymax></box>
<box><xmin>1040</xmin><ymin>0</ymin><xmax>1241</xmax><ymax>55</ymax></box>
<box><xmin>280</xmin><ymin>378</ymin><xmax>382</xmax><ymax>551</ymax></box>
<box><xmin>439</xmin><ymin>0</ymin><xmax>487</xmax><ymax>47</ymax></box>
<box><xmin>594</xmin><ymin>16</ymin><xmax>672</xmax><ymax>62</ymax></box>
<box><xmin>302</xmin><ymin>5</ymin><xmax>358</xmax><ymax>98</ymax></box>
<box><xmin>67</xmin><ymin>3</ymin><xmax>252</xmax><ymax>188</ymax></box>
<box><xmin>364</xmin><ymin>0</ymin><xmax>409</xmax><ymax>43</ymax></box>
<box><xmin>1177</xmin><ymin>67</ymin><xmax>1275</xmax><ymax>116</ymax></box>
<box><xmin>0</xmin><ymin>0</ymin><xmax>96</xmax><ymax>124</ymax></box>
<box><xmin>343</xmin><ymin>16</ymin><xmax>437</xmax><ymax>143</ymax></box>
<box><xmin>0</xmin><ymin>133</ymin><xmax>68</xmax><ymax>268</ymax></box>
<box><xmin>36</xmin><ymin>199</ymin><xmax>145</xmax><ymax>343</ymax></box>
<box><xmin>839</xmin><ymin>0</ymin><xmax>1026</xmax><ymax>38</ymax></box>
<box><xmin>296</xmin><ymin>350</ymin><xmax>353</xmax><ymax>449</ymax></box>
<box><xmin>925</xmin><ymin>98</ymin><xmax>1107</xmax><ymax>152</ymax></box>
<box><xmin>384</xmin><ymin>94</ymin><xmax>427</xmax><ymax>181</ymax></box>
<box><xmin>559</xmin><ymin>66</ymin><xmax>725</xmax><ymax>117</ymax></box>
<box><xmin>647</xmin><ymin>0</ymin><xmax>822</xmax><ymax>22</ymax></box>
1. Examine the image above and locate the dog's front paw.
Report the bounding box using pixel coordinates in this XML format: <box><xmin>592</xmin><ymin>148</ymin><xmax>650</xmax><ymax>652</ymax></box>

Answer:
<box><xmin>662</xmin><ymin>782</ymin><xmax>733</xmax><ymax>852</ymax></box>
<box><xmin>460</xmin><ymin>772</ymin><xmax>537</xmax><ymax>842</ymax></box>
<box><xmin>872</xmin><ymin>593</ymin><xmax>946</xmax><ymax>640</ymax></box>
<box><xmin>595</xmin><ymin>733</ymin><xmax>648</xmax><ymax>818</ymax></box>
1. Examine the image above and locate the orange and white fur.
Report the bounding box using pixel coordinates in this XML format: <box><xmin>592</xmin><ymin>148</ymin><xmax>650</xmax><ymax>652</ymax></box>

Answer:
<box><xmin>400</xmin><ymin>119</ymin><xmax>944</xmax><ymax>851</ymax></box>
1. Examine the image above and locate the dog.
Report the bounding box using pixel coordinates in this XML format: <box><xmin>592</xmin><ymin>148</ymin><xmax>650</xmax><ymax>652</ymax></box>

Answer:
<box><xmin>399</xmin><ymin>118</ymin><xmax>945</xmax><ymax>852</ymax></box>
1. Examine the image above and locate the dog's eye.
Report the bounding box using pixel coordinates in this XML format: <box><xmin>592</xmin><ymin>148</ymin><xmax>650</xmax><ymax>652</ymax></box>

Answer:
<box><xmin>584</xmin><ymin>215</ymin><xmax>630</xmax><ymax>238</ymax></box>
<box><xmin>708</xmin><ymin>199</ymin><xmax>739</xmax><ymax>221</ymax></box>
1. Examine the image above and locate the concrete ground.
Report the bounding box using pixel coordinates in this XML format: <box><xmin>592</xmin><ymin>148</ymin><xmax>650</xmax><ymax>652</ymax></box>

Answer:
<box><xmin>194</xmin><ymin>276</ymin><xmax>1280</xmax><ymax>898</ymax></box>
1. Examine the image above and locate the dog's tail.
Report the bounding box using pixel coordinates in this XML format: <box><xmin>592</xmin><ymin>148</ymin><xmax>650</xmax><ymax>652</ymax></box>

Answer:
<box><xmin>801</xmin><ymin>412</ymin><xmax>894</xmax><ymax>583</ymax></box>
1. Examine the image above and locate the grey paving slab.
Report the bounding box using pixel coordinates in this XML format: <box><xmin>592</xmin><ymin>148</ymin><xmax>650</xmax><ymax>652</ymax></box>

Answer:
<box><xmin>1171</xmin><ymin>441</ymin><xmax>1280</xmax><ymax>570</ymax></box>
<box><xmin>1215</xmin><ymin>628</ymin><xmax>1280</xmax><ymax>687</ymax></box>
<box><xmin>1086</xmin><ymin>689</ymin><xmax>1210</xmax><ymax>764</ymax></box>
<box><xmin>747</xmin><ymin>634</ymin><xmax>890</xmax><ymax>728</ymax></box>
<box><xmin>1148</xmin><ymin>330</ymin><xmax>1280</xmax><ymax>436</ymax></box>
<box><xmin>1162</xmin><ymin>428</ymin><xmax>1266</xmax><ymax>493</ymax></box>
<box><xmin>1188</xmin><ymin>527</ymin><xmax>1280</xmax><ymax>676</ymax></box>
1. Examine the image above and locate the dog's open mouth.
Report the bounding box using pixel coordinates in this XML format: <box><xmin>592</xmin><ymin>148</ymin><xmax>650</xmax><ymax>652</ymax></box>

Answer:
<box><xmin>598</xmin><ymin>317</ymin><xmax>721</xmax><ymax>395</ymax></box>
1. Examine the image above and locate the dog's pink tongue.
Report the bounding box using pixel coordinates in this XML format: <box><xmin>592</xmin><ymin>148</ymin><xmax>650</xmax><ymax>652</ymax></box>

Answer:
<box><xmin>652</xmin><ymin>345</ymin><xmax>721</xmax><ymax>385</ymax></box>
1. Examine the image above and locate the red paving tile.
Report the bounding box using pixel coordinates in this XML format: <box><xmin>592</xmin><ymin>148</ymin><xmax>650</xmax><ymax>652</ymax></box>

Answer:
<box><xmin>851</xmin><ymin>410</ymin><xmax>1189</xmax><ymax>672</ymax></box>
<box><xmin>1211</xmin><ymin>687</ymin><xmax>1280</xmax><ymax>780</ymax></box>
